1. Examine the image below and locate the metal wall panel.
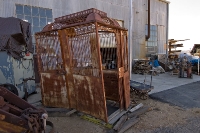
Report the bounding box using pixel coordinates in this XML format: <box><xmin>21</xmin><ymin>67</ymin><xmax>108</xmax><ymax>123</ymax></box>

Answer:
<box><xmin>132</xmin><ymin>0</ymin><xmax>168</xmax><ymax>59</ymax></box>
<box><xmin>0</xmin><ymin>0</ymin><xmax>169</xmax><ymax>73</ymax></box>
<box><xmin>158</xmin><ymin>25</ymin><xmax>166</xmax><ymax>54</ymax></box>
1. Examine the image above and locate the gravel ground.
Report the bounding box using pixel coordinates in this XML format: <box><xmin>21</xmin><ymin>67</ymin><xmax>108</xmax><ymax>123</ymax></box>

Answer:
<box><xmin>47</xmin><ymin>97</ymin><xmax>200</xmax><ymax>133</ymax></box>
<box><xmin>131</xmin><ymin>117</ymin><xmax>200</xmax><ymax>133</ymax></box>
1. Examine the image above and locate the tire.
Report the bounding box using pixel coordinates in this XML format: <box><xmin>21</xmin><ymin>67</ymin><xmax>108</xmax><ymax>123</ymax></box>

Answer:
<box><xmin>0</xmin><ymin>84</ymin><xmax>18</xmax><ymax>96</ymax></box>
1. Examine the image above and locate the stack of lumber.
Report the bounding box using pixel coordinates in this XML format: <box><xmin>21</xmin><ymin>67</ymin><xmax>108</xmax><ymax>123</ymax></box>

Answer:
<box><xmin>112</xmin><ymin>103</ymin><xmax>151</xmax><ymax>133</ymax></box>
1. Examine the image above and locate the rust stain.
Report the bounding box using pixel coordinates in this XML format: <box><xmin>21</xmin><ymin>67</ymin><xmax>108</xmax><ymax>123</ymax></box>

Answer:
<box><xmin>118</xmin><ymin>67</ymin><xmax>124</xmax><ymax>78</ymax></box>
<box><xmin>74</xmin><ymin>75</ymin><xmax>107</xmax><ymax>122</ymax></box>
<box><xmin>41</xmin><ymin>73</ymin><xmax>69</xmax><ymax>108</ymax></box>
<box><xmin>103</xmin><ymin>70</ymin><xmax>119</xmax><ymax>101</ymax></box>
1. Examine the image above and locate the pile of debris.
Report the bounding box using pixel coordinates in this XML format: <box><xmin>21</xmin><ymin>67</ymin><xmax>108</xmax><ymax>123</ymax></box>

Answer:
<box><xmin>67</xmin><ymin>101</ymin><xmax>151</xmax><ymax>133</ymax></box>
<box><xmin>132</xmin><ymin>60</ymin><xmax>151</xmax><ymax>75</ymax></box>
<box><xmin>112</xmin><ymin>103</ymin><xmax>150</xmax><ymax>133</ymax></box>
<box><xmin>0</xmin><ymin>86</ymin><xmax>54</xmax><ymax>133</ymax></box>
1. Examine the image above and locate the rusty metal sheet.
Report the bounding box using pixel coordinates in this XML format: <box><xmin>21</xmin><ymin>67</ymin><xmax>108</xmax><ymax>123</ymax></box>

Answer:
<box><xmin>73</xmin><ymin>75</ymin><xmax>107</xmax><ymax>122</ymax></box>
<box><xmin>103</xmin><ymin>70</ymin><xmax>119</xmax><ymax>101</ymax></box>
<box><xmin>40</xmin><ymin>73</ymin><xmax>69</xmax><ymax>108</ymax></box>
<box><xmin>123</xmin><ymin>71</ymin><xmax>130</xmax><ymax>109</ymax></box>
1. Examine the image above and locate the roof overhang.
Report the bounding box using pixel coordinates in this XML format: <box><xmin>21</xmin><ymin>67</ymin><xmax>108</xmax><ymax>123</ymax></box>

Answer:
<box><xmin>159</xmin><ymin>0</ymin><xmax>170</xmax><ymax>4</ymax></box>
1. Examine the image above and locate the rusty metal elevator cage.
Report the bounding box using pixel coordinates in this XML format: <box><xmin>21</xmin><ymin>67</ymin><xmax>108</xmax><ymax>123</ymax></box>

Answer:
<box><xmin>35</xmin><ymin>8</ymin><xmax>130</xmax><ymax>123</ymax></box>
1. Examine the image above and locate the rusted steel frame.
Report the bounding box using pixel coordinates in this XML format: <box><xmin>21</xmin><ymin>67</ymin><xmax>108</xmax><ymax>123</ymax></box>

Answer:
<box><xmin>120</xmin><ymin>31</ymin><xmax>125</xmax><ymax>70</ymax></box>
<box><xmin>120</xmin><ymin>30</ymin><xmax>126</xmax><ymax>109</ymax></box>
<box><xmin>55</xmin><ymin>8</ymin><xmax>107</xmax><ymax>23</ymax></box>
<box><xmin>120</xmin><ymin>31</ymin><xmax>130</xmax><ymax>109</ymax></box>
<box><xmin>0</xmin><ymin>109</ymin><xmax>28</xmax><ymax>129</ymax></box>
<box><xmin>123</xmin><ymin>72</ymin><xmax>130</xmax><ymax>109</ymax></box>
<box><xmin>96</xmin><ymin>20</ymin><xmax>127</xmax><ymax>30</ymax></box>
<box><xmin>35</xmin><ymin>35</ymin><xmax>42</xmax><ymax>74</ymax></box>
<box><xmin>124</xmin><ymin>31</ymin><xmax>129</xmax><ymax>72</ymax></box>
<box><xmin>97</xmin><ymin>27</ymin><xmax>120</xmax><ymax>102</ymax></box>
<box><xmin>36</xmin><ymin>42</ymin><xmax>44</xmax><ymax>107</ymax></box>
<box><xmin>36</xmin><ymin>20</ymin><xmax>127</xmax><ymax>35</ymax></box>
<box><xmin>95</xmin><ymin>22</ymin><xmax>108</xmax><ymax>123</ymax></box>
<box><xmin>0</xmin><ymin>87</ymin><xmax>36</xmax><ymax>110</ymax></box>
<box><xmin>36</xmin><ymin>21</ymin><xmax>96</xmax><ymax>34</ymax></box>
<box><xmin>5</xmin><ymin>103</ymin><xmax>23</xmax><ymax>116</ymax></box>
<box><xmin>115</xmin><ymin>30</ymin><xmax>123</xmax><ymax>110</ymax></box>
<box><xmin>97</xmin><ymin>22</ymin><xmax>127</xmax><ymax>33</ymax></box>
<box><xmin>58</xmin><ymin>29</ymin><xmax>74</xmax><ymax>108</ymax></box>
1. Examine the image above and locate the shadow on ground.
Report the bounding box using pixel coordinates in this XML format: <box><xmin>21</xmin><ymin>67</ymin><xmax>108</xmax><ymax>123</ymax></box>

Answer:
<box><xmin>150</xmin><ymin>81</ymin><xmax>200</xmax><ymax>109</ymax></box>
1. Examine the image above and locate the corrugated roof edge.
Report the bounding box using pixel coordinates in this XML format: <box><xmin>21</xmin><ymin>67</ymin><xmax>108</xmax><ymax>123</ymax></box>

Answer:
<box><xmin>159</xmin><ymin>0</ymin><xmax>170</xmax><ymax>4</ymax></box>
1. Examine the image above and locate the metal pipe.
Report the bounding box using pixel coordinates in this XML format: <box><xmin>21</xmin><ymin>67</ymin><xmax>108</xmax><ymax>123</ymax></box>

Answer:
<box><xmin>146</xmin><ymin>0</ymin><xmax>150</xmax><ymax>40</ymax></box>
<box><xmin>129</xmin><ymin>0</ymin><xmax>133</xmax><ymax>79</ymax></box>
<box><xmin>166</xmin><ymin>3</ymin><xmax>169</xmax><ymax>70</ymax></box>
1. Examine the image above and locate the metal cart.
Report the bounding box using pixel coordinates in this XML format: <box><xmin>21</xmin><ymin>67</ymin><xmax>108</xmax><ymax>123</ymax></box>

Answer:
<box><xmin>130</xmin><ymin>71</ymin><xmax>154</xmax><ymax>100</ymax></box>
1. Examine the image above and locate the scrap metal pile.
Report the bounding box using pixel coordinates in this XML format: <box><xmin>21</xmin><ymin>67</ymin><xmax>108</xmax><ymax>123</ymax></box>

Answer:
<box><xmin>0</xmin><ymin>86</ymin><xmax>49</xmax><ymax>133</ymax></box>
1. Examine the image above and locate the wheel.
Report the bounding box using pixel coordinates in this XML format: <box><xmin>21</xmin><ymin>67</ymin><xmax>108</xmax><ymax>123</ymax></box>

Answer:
<box><xmin>0</xmin><ymin>84</ymin><xmax>18</xmax><ymax>96</ymax></box>
<box><xmin>130</xmin><ymin>87</ymin><xmax>134</xmax><ymax>92</ymax></box>
<box><xmin>134</xmin><ymin>90</ymin><xmax>140</xmax><ymax>95</ymax></box>
<box><xmin>140</xmin><ymin>93</ymin><xmax>148</xmax><ymax>100</ymax></box>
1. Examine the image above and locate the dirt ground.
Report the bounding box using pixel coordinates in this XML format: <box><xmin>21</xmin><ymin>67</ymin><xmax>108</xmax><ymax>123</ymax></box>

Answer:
<box><xmin>48</xmin><ymin>94</ymin><xmax>200</xmax><ymax>133</ymax></box>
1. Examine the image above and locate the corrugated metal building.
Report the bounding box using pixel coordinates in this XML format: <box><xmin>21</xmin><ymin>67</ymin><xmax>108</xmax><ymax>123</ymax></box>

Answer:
<box><xmin>0</xmin><ymin>0</ymin><xmax>169</xmax><ymax>81</ymax></box>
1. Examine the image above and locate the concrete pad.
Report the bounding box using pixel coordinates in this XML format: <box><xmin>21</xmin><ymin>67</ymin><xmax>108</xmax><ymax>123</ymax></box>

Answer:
<box><xmin>131</xmin><ymin>72</ymin><xmax>200</xmax><ymax>94</ymax></box>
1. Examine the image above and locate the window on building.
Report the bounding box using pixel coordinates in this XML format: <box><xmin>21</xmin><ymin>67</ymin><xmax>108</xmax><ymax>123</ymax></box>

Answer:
<box><xmin>15</xmin><ymin>4</ymin><xmax>53</xmax><ymax>53</ymax></box>
<box><xmin>145</xmin><ymin>25</ymin><xmax>158</xmax><ymax>55</ymax></box>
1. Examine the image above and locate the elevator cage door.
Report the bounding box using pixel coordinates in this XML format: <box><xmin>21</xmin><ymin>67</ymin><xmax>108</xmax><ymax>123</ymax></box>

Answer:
<box><xmin>35</xmin><ymin>8</ymin><xmax>130</xmax><ymax>122</ymax></box>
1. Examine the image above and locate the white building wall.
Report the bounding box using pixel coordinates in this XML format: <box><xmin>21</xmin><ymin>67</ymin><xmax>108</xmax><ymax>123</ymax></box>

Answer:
<box><xmin>131</xmin><ymin>0</ymin><xmax>169</xmax><ymax>59</ymax></box>
<box><xmin>0</xmin><ymin>0</ymin><xmax>169</xmax><ymax>74</ymax></box>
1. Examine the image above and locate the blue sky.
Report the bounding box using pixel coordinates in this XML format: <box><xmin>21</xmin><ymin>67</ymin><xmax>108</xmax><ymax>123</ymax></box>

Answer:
<box><xmin>169</xmin><ymin>0</ymin><xmax>200</xmax><ymax>50</ymax></box>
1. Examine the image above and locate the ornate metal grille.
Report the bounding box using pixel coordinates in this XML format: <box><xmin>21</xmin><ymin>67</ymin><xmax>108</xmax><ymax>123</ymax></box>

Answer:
<box><xmin>36</xmin><ymin>31</ymin><xmax>63</xmax><ymax>71</ymax></box>
<box><xmin>68</xmin><ymin>25</ymin><xmax>100</xmax><ymax>77</ymax></box>
<box><xmin>99</xmin><ymin>32</ymin><xmax>117</xmax><ymax>70</ymax></box>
